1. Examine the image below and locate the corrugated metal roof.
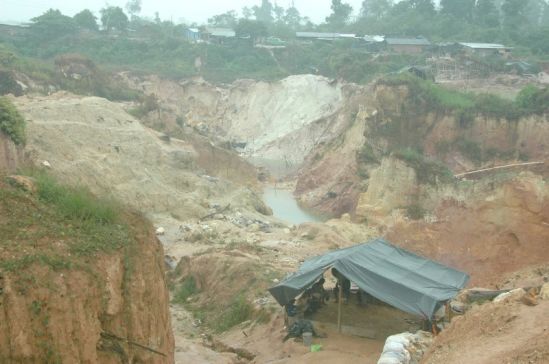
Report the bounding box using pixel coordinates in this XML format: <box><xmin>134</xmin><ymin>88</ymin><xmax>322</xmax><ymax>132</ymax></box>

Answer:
<box><xmin>296</xmin><ymin>32</ymin><xmax>340</xmax><ymax>39</ymax></box>
<box><xmin>386</xmin><ymin>37</ymin><xmax>431</xmax><ymax>46</ymax></box>
<box><xmin>459</xmin><ymin>42</ymin><xmax>508</xmax><ymax>50</ymax></box>
<box><xmin>364</xmin><ymin>35</ymin><xmax>385</xmax><ymax>42</ymax></box>
<box><xmin>205</xmin><ymin>27</ymin><xmax>235</xmax><ymax>37</ymax></box>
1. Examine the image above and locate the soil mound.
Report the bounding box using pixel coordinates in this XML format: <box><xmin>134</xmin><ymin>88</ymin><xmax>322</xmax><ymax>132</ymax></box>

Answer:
<box><xmin>423</xmin><ymin>296</ymin><xmax>549</xmax><ymax>363</ymax></box>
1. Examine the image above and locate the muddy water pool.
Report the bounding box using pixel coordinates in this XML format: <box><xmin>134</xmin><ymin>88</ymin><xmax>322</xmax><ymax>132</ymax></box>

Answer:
<box><xmin>263</xmin><ymin>187</ymin><xmax>323</xmax><ymax>225</ymax></box>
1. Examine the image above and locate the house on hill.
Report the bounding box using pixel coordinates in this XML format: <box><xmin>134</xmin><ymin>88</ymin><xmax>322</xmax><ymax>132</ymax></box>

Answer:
<box><xmin>296</xmin><ymin>32</ymin><xmax>357</xmax><ymax>41</ymax></box>
<box><xmin>385</xmin><ymin>37</ymin><xmax>431</xmax><ymax>54</ymax></box>
<box><xmin>203</xmin><ymin>27</ymin><xmax>236</xmax><ymax>43</ymax></box>
<box><xmin>184</xmin><ymin>28</ymin><xmax>201</xmax><ymax>43</ymax></box>
<box><xmin>458</xmin><ymin>42</ymin><xmax>512</xmax><ymax>57</ymax></box>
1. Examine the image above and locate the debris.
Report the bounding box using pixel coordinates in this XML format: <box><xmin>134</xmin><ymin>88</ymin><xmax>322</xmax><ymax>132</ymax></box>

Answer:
<box><xmin>310</xmin><ymin>344</ymin><xmax>322</xmax><ymax>352</ymax></box>
<box><xmin>540</xmin><ymin>283</ymin><xmax>549</xmax><ymax>300</ymax></box>
<box><xmin>378</xmin><ymin>331</ymin><xmax>433</xmax><ymax>364</ymax></box>
<box><xmin>5</xmin><ymin>175</ymin><xmax>37</xmax><ymax>194</ymax></box>
<box><xmin>42</xmin><ymin>160</ymin><xmax>52</xmax><ymax>168</ymax></box>
<box><xmin>155</xmin><ymin>227</ymin><xmax>165</xmax><ymax>235</ymax></box>
<box><xmin>493</xmin><ymin>288</ymin><xmax>526</xmax><ymax>304</ymax></box>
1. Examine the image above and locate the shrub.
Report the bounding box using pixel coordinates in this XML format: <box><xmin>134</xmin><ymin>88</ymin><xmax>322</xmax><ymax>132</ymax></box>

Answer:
<box><xmin>455</xmin><ymin>138</ymin><xmax>482</xmax><ymax>164</ymax></box>
<box><xmin>405</xmin><ymin>202</ymin><xmax>426</xmax><ymax>220</ymax></box>
<box><xmin>357</xmin><ymin>143</ymin><xmax>378</xmax><ymax>164</ymax></box>
<box><xmin>0</xmin><ymin>96</ymin><xmax>26</xmax><ymax>144</ymax></box>
<box><xmin>214</xmin><ymin>295</ymin><xmax>254</xmax><ymax>333</ymax></box>
<box><xmin>516</xmin><ymin>85</ymin><xmax>549</xmax><ymax>115</ymax></box>
<box><xmin>0</xmin><ymin>70</ymin><xmax>23</xmax><ymax>96</ymax></box>
<box><xmin>378</xmin><ymin>74</ymin><xmax>532</xmax><ymax>122</ymax></box>
<box><xmin>172</xmin><ymin>276</ymin><xmax>198</xmax><ymax>304</ymax></box>
<box><xmin>394</xmin><ymin>148</ymin><xmax>453</xmax><ymax>185</ymax></box>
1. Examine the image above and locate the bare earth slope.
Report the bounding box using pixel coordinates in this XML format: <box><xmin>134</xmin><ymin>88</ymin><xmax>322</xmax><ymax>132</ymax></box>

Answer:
<box><xmin>0</xmin><ymin>182</ymin><xmax>174</xmax><ymax>363</ymax></box>
<box><xmin>13</xmin><ymin>93</ymin><xmax>264</xmax><ymax>222</ymax></box>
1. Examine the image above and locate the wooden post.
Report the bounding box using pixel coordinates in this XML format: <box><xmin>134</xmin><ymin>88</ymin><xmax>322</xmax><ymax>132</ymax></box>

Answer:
<box><xmin>337</xmin><ymin>285</ymin><xmax>342</xmax><ymax>333</ymax></box>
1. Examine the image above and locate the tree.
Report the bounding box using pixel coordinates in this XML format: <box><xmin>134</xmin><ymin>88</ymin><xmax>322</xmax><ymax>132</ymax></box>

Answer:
<box><xmin>125</xmin><ymin>0</ymin><xmax>142</xmax><ymax>20</ymax></box>
<box><xmin>409</xmin><ymin>0</ymin><xmax>435</xmax><ymax>15</ymax></box>
<box><xmin>73</xmin><ymin>9</ymin><xmax>98</xmax><ymax>31</ymax></box>
<box><xmin>440</xmin><ymin>0</ymin><xmax>475</xmax><ymax>22</ymax></box>
<box><xmin>100</xmin><ymin>6</ymin><xmax>129</xmax><ymax>31</ymax></box>
<box><xmin>253</xmin><ymin>0</ymin><xmax>274</xmax><ymax>23</ymax></box>
<box><xmin>242</xmin><ymin>6</ymin><xmax>253</xmax><ymax>19</ymax></box>
<box><xmin>284</xmin><ymin>6</ymin><xmax>303</xmax><ymax>28</ymax></box>
<box><xmin>30</xmin><ymin>9</ymin><xmax>76</xmax><ymax>40</ymax></box>
<box><xmin>502</xmin><ymin>0</ymin><xmax>528</xmax><ymax>30</ymax></box>
<box><xmin>208</xmin><ymin>10</ymin><xmax>238</xmax><ymax>28</ymax></box>
<box><xmin>525</xmin><ymin>0</ymin><xmax>546</xmax><ymax>26</ymax></box>
<box><xmin>361</xmin><ymin>0</ymin><xmax>392</xmax><ymax>20</ymax></box>
<box><xmin>235</xmin><ymin>19</ymin><xmax>268</xmax><ymax>40</ymax></box>
<box><xmin>325</xmin><ymin>0</ymin><xmax>353</xmax><ymax>29</ymax></box>
<box><xmin>474</xmin><ymin>0</ymin><xmax>500</xmax><ymax>27</ymax></box>
<box><xmin>273</xmin><ymin>4</ymin><xmax>285</xmax><ymax>23</ymax></box>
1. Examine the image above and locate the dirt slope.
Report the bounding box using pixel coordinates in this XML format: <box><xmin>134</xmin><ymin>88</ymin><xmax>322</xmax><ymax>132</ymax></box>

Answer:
<box><xmin>12</xmin><ymin>93</ymin><xmax>264</xmax><ymax>222</ymax></box>
<box><xmin>387</xmin><ymin>172</ymin><xmax>549</xmax><ymax>287</ymax></box>
<box><xmin>0</xmin><ymin>181</ymin><xmax>174</xmax><ymax>363</ymax></box>
<box><xmin>423</xmin><ymin>299</ymin><xmax>549</xmax><ymax>364</ymax></box>
<box><xmin>123</xmin><ymin>74</ymin><xmax>346</xmax><ymax>175</ymax></box>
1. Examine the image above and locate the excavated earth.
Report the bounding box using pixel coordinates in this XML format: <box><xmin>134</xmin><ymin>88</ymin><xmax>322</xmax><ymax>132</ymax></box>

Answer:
<box><xmin>2</xmin><ymin>73</ymin><xmax>548</xmax><ymax>363</ymax></box>
<box><xmin>0</xmin><ymin>181</ymin><xmax>174</xmax><ymax>363</ymax></box>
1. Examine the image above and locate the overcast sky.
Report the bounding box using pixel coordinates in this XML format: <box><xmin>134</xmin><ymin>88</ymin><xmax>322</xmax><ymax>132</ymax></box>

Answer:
<box><xmin>2</xmin><ymin>0</ymin><xmax>368</xmax><ymax>24</ymax></box>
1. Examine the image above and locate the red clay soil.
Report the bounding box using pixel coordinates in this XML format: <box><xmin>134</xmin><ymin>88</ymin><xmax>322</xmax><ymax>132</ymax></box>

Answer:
<box><xmin>387</xmin><ymin>178</ymin><xmax>549</xmax><ymax>288</ymax></box>
<box><xmin>422</xmin><ymin>299</ymin><xmax>549</xmax><ymax>364</ymax></box>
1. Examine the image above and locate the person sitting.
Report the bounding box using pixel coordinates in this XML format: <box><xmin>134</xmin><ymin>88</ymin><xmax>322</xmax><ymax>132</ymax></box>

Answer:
<box><xmin>303</xmin><ymin>277</ymin><xmax>330</xmax><ymax>315</ymax></box>
<box><xmin>332</xmin><ymin>268</ymin><xmax>351</xmax><ymax>304</ymax></box>
<box><xmin>310</xmin><ymin>277</ymin><xmax>329</xmax><ymax>306</ymax></box>
<box><xmin>284</xmin><ymin>299</ymin><xmax>298</xmax><ymax>327</ymax></box>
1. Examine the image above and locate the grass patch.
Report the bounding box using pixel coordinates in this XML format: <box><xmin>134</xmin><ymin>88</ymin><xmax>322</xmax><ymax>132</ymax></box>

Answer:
<box><xmin>172</xmin><ymin>276</ymin><xmax>199</xmax><ymax>305</ymax></box>
<box><xmin>0</xmin><ymin>96</ymin><xmax>26</xmax><ymax>145</ymax></box>
<box><xmin>357</xmin><ymin>143</ymin><xmax>378</xmax><ymax>164</ymax></box>
<box><xmin>33</xmin><ymin>172</ymin><xmax>118</xmax><ymax>224</ymax></box>
<box><xmin>394</xmin><ymin>148</ymin><xmax>454</xmax><ymax>185</ymax></box>
<box><xmin>455</xmin><ymin>138</ymin><xmax>483</xmax><ymax>164</ymax></box>
<box><xmin>213</xmin><ymin>295</ymin><xmax>254</xmax><ymax>333</ymax></box>
<box><xmin>405</xmin><ymin>202</ymin><xmax>426</xmax><ymax>220</ymax></box>
<box><xmin>378</xmin><ymin>73</ymin><xmax>547</xmax><ymax>122</ymax></box>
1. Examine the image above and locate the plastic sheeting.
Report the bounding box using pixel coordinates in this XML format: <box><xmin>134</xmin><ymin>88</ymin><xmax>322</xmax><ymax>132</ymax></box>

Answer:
<box><xmin>269</xmin><ymin>238</ymin><xmax>469</xmax><ymax>318</ymax></box>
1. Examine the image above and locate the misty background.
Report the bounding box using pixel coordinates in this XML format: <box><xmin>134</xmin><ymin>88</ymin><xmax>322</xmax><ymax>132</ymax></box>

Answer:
<box><xmin>3</xmin><ymin>0</ymin><xmax>367</xmax><ymax>24</ymax></box>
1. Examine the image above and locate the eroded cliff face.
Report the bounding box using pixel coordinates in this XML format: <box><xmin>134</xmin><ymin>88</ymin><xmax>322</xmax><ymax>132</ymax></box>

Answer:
<box><xmin>122</xmin><ymin>74</ymin><xmax>346</xmax><ymax>176</ymax></box>
<box><xmin>0</xmin><ymin>184</ymin><xmax>174</xmax><ymax>363</ymax></box>
<box><xmin>295</xmin><ymin>82</ymin><xmax>549</xmax><ymax>218</ymax></box>
<box><xmin>0</xmin><ymin>132</ymin><xmax>25</xmax><ymax>173</ymax></box>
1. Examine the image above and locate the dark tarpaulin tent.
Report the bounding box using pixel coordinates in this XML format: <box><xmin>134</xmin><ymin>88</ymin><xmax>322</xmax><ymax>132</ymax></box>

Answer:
<box><xmin>269</xmin><ymin>238</ymin><xmax>469</xmax><ymax>319</ymax></box>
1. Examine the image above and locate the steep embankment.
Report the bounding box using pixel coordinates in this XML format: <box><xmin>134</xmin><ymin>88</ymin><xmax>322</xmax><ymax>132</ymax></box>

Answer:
<box><xmin>11</xmin><ymin>93</ymin><xmax>264</xmax><ymax>222</ymax></box>
<box><xmin>293</xmin><ymin>78</ymin><xmax>549</xmax><ymax>286</ymax></box>
<box><xmin>0</xmin><ymin>178</ymin><xmax>174</xmax><ymax>363</ymax></box>
<box><xmin>0</xmin><ymin>132</ymin><xmax>24</xmax><ymax>172</ymax></box>
<box><xmin>296</xmin><ymin>80</ymin><xmax>549</xmax><ymax>218</ymax></box>
<box><xmin>123</xmin><ymin>74</ymin><xmax>346</xmax><ymax>176</ymax></box>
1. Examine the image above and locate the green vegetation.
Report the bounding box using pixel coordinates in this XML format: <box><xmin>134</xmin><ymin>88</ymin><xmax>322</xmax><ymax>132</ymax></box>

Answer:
<box><xmin>394</xmin><ymin>147</ymin><xmax>454</xmax><ymax>185</ymax></box>
<box><xmin>379</xmin><ymin>73</ymin><xmax>548</xmax><ymax>121</ymax></box>
<box><xmin>128</xmin><ymin>93</ymin><xmax>160</xmax><ymax>119</ymax></box>
<box><xmin>357</xmin><ymin>143</ymin><xmax>379</xmax><ymax>164</ymax></box>
<box><xmin>0</xmin><ymin>171</ymin><xmax>132</xmax><ymax>273</ymax></box>
<box><xmin>405</xmin><ymin>202</ymin><xmax>426</xmax><ymax>220</ymax></box>
<box><xmin>33</xmin><ymin>172</ymin><xmax>118</xmax><ymax>224</ymax></box>
<box><xmin>213</xmin><ymin>295</ymin><xmax>254</xmax><ymax>333</ymax></box>
<box><xmin>0</xmin><ymin>96</ymin><xmax>26</xmax><ymax>145</ymax></box>
<box><xmin>172</xmin><ymin>276</ymin><xmax>199</xmax><ymax>304</ymax></box>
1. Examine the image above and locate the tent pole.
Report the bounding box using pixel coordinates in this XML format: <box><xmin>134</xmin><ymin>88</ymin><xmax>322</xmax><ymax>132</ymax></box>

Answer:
<box><xmin>337</xmin><ymin>285</ymin><xmax>342</xmax><ymax>333</ymax></box>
